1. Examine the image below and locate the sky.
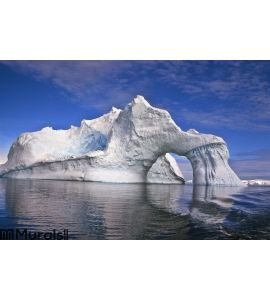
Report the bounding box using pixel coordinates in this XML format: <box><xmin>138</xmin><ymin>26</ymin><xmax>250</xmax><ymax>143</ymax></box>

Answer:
<box><xmin>0</xmin><ymin>61</ymin><xmax>269</xmax><ymax>179</ymax></box>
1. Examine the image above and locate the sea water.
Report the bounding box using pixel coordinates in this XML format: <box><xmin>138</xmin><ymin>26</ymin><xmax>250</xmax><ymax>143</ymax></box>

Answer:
<box><xmin>0</xmin><ymin>178</ymin><xmax>269</xmax><ymax>239</ymax></box>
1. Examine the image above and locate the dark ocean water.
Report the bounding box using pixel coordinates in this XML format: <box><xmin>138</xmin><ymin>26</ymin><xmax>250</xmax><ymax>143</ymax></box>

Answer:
<box><xmin>0</xmin><ymin>178</ymin><xmax>270</xmax><ymax>239</ymax></box>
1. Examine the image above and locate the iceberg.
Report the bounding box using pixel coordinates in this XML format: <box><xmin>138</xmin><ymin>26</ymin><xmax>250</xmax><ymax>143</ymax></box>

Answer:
<box><xmin>0</xmin><ymin>96</ymin><xmax>242</xmax><ymax>185</ymax></box>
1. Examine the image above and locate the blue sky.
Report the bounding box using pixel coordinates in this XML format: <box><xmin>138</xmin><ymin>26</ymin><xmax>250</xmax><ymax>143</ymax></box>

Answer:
<box><xmin>0</xmin><ymin>61</ymin><xmax>269</xmax><ymax>179</ymax></box>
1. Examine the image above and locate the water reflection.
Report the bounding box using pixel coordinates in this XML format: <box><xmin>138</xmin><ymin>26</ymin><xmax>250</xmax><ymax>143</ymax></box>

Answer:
<box><xmin>146</xmin><ymin>184</ymin><xmax>244</xmax><ymax>224</ymax></box>
<box><xmin>0</xmin><ymin>178</ymin><xmax>263</xmax><ymax>239</ymax></box>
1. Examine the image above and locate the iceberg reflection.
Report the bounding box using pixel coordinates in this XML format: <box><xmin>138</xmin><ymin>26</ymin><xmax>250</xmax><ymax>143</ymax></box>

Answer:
<box><xmin>0</xmin><ymin>179</ymin><xmax>246</xmax><ymax>239</ymax></box>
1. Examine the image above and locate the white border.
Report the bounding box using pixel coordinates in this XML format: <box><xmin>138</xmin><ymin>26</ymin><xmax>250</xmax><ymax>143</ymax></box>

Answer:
<box><xmin>0</xmin><ymin>241</ymin><xmax>269</xmax><ymax>300</ymax></box>
<box><xmin>1</xmin><ymin>0</ymin><xmax>270</xmax><ymax>59</ymax></box>
<box><xmin>1</xmin><ymin>0</ymin><xmax>270</xmax><ymax>299</ymax></box>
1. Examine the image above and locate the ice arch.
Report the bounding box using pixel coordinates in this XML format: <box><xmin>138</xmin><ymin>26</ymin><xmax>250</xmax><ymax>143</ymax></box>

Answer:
<box><xmin>99</xmin><ymin>96</ymin><xmax>242</xmax><ymax>186</ymax></box>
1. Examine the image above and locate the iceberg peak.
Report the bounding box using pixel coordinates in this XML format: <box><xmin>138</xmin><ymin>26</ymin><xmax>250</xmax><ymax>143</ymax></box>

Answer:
<box><xmin>131</xmin><ymin>95</ymin><xmax>150</xmax><ymax>106</ymax></box>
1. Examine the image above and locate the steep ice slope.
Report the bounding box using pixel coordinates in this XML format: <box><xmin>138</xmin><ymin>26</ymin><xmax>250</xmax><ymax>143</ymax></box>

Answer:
<box><xmin>0</xmin><ymin>96</ymin><xmax>242</xmax><ymax>185</ymax></box>
<box><xmin>147</xmin><ymin>154</ymin><xmax>185</xmax><ymax>184</ymax></box>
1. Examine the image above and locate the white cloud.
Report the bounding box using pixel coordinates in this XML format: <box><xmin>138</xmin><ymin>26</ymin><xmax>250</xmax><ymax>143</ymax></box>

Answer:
<box><xmin>1</xmin><ymin>61</ymin><xmax>147</xmax><ymax>110</ymax></box>
<box><xmin>176</xmin><ymin>108</ymin><xmax>270</xmax><ymax>131</ymax></box>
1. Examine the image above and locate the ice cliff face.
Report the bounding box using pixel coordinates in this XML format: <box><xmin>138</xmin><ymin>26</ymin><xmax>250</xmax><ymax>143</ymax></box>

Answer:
<box><xmin>0</xmin><ymin>96</ymin><xmax>242</xmax><ymax>186</ymax></box>
<box><xmin>185</xmin><ymin>143</ymin><xmax>241</xmax><ymax>186</ymax></box>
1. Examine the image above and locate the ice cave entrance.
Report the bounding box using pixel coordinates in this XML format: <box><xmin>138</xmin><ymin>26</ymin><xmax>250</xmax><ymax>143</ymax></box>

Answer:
<box><xmin>170</xmin><ymin>153</ymin><xmax>193</xmax><ymax>183</ymax></box>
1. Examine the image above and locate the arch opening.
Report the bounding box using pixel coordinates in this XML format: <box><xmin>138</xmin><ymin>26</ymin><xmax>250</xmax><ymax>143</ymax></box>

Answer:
<box><xmin>146</xmin><ymin>153</ymin><xmax>191</xmax><ymax>184</ymax></box>
<box><xmin>170</xmin><ymin>153</ymin><xmax>193</xmax><ymax>184</ymax></box>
